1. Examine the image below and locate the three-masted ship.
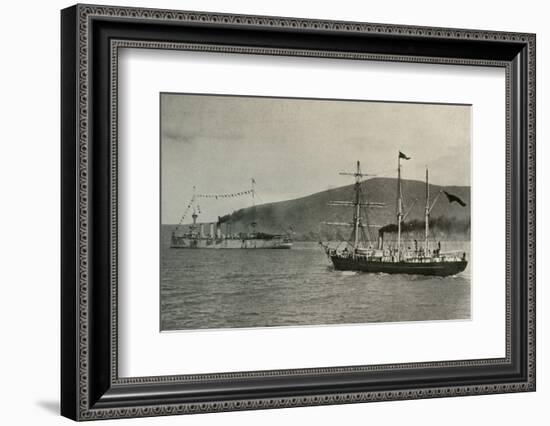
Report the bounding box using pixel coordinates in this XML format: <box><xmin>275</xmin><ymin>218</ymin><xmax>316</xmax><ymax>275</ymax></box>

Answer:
<box><xmin>320</xmin><ymin>153</ymin><xmax>468</xmax><ymax>276</ymax></box>
<box><xmin>170</xmin><ymin>180</ymin><xmax>293</xmax><ymax>250</ymax></box>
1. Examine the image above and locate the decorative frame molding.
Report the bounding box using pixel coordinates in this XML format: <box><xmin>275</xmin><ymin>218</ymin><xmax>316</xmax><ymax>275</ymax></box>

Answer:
<box><xmin>61</xmin><ymin>4</ymin><xmax>535</xmax><ymax>421</ymax></box>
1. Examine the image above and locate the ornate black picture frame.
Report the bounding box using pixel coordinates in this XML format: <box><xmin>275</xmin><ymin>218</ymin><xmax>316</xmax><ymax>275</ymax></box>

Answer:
<box><xmin>61</xmin><ymin>4</ymin><xmax>536</xmax><ymax>421</ymax></box>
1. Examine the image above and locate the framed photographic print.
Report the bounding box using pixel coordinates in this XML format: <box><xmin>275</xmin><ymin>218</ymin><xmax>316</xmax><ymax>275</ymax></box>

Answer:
<box><xmin>61</xmin><ymin>4</ymin><xmax>536</xmax><ymax>421</ymax></box>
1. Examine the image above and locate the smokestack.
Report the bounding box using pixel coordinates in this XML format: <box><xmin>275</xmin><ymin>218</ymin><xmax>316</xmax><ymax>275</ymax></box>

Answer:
<box><xmin>378</xmin><ymin>234</ymin><xmax>384</xmax><ymax>250</ymax></box>
<box><xmin>209</xmin><ymin>223</ymin><xmax>214</xmax><ymax>238</ymax></box>
<box><xmin>200</xmin><ymin>224</ymin><xmax>204</xmax><ymax>237</ymax></box>
<box><xmin>216</xmin><ymin>224</ymin><xmax>221</xmax><ymax>239</ymax></box>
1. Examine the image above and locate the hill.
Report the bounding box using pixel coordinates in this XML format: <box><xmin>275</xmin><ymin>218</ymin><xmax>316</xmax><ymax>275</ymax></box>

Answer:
<box><xmin>191</xmin><ymin>177</ymin><xmax>470</xmax><ymax>241</ymax></box>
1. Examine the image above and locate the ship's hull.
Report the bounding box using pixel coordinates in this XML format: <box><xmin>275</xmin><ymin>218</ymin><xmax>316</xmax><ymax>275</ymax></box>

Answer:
<box><xmin>331</xmin><ymin>255</ymin><xmax>467</xmax><ymax>276</ymax></box>
<box><xmin>171</xmin><ymin>237</ymin><xmax>292</xmax><ymax>249</ymax></box>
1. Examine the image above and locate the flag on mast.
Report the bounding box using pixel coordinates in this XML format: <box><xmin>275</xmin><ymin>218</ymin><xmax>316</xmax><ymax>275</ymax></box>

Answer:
<box><xmin>399</xmin><ymin>151</ymin><xmax>411</xmax><ymax>160</ymax></box>
<box><xmin>443</xmin><ymin>191</ymin><xmax>467</xmax><ymax>207</ymax></box>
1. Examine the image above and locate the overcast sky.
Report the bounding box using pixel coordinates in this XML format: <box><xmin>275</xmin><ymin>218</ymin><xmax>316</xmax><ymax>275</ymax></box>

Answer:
<box><xmin>161</xmin><ymin>93</ymin><xmax>470</xmax><ymax>224</ymax></box>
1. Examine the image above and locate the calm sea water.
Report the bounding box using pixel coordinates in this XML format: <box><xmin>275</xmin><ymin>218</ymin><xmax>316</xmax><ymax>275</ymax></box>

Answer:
<box><xmin>160</xmin><ymin>227</ymin><xmax>471</xmax><ymax>331</ymax></box>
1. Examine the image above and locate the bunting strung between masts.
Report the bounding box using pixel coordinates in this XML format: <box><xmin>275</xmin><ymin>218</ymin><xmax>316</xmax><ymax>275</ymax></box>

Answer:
<box><xmin>196</xmin><ymin>189</ymin><xmax>254</xmax><ymax>199</ymax></box>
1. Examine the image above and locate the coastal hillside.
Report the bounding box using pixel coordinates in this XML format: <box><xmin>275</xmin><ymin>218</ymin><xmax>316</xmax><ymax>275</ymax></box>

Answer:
<box><xmin>184</xmin><ymin>177</ymin><xmax>470</xmax><ymax>241</ymax></box>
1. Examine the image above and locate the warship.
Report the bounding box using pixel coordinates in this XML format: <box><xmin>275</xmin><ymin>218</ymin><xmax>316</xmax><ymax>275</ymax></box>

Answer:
<box><xmin>319</xmin><ymin>153</ymin><xmax>468</xmax><ymax>276</ymax></box>
<box><xmin>170</xmin><ymin>180</ymin><xmax>293</xmax><ymax>249</ymax></box>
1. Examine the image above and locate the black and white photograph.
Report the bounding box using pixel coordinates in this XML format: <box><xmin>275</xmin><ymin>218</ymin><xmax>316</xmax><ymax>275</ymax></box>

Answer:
<box><xmin>160</xmin><ymin>93</ymin><xmax>472</xmax><ymax>331</ymax></box>
<box><xmin>0</xmin><ymin>0</ymin><xmax>543</xmax><ymax>423</ymax></box>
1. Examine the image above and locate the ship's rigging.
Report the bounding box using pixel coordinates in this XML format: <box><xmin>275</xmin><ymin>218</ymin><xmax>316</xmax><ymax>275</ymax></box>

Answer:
<box><xmin>321</xmin><ymin>161</ymin><xmax>384</xmax><ymax>249</ymax></box>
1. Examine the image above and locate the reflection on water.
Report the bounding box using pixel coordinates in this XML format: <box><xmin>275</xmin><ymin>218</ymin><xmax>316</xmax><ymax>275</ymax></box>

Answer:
<box><xmin>160</xmin><ymin>227</ymin><xmax>471</xmax><ymax>331</ymax></box>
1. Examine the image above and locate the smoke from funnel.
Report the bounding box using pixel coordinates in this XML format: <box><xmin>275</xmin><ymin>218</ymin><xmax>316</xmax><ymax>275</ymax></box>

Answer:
<box><xmin>217</xmin><ymin>214</ymin><xmax>230</xmax><ymax>224</ymax></box>
<box><xmin>378</xmin><ymin>221</ymin><xmax>425</xmax><ymax>236</ymax></box>
<box><xmin>378</xmin><ymin>223</ymin><xmax>398</xmax><ymax>236</ymax></box>
<box><xmin>379</xmin><ymin>217</ymin><xmax>469</xmax><ymax>237</ymax></box>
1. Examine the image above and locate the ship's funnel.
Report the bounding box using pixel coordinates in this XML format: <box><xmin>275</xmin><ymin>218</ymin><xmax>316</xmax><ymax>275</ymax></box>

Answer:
<box><xmin>378</xmin><ymin>234</ymin><xmax>384</xmax><ymax>250</ymax></box>
<box><xmin>209</xmin><ymin>223</ymin><xmax>214</xmax><ymax>238</ymax></box>
<box><xmin>216</xmin><ymin>224</ymin><xmax>222</xmax><ymax>239</ymax></box>
<box><xmin>200</xmin><ymin>224</ymin><xmax>204</xmax><ymax>237</ymax></box>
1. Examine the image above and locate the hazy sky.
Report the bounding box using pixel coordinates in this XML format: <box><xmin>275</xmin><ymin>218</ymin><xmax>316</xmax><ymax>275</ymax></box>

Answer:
<box><xmin>161</xmin><ymin>93</ymin><xmax>470</xmax><ymax>224</ymax></box>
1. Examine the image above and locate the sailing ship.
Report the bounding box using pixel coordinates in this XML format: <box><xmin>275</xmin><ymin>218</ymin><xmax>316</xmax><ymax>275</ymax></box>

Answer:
<box><xmin>319</xmin><ymin>153</ymin><xmax>468</xmax><ymax>276</ymax></box>
<box><xmin>170</xmin><ymin>180</ymin><xmax>293</xmax><ymax>249</ymax></box>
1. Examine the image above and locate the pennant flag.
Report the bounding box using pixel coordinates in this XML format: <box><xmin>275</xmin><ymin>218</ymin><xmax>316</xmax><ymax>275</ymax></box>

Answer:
<box><xmin>399</xmin><ymin>151</ymin><xmax>411</xmax><ymax>160</ymax></box>
<box><xmin>444</xmin><ymin>191</ymin><xmax>467</xmax><ymax>207</ymax></box>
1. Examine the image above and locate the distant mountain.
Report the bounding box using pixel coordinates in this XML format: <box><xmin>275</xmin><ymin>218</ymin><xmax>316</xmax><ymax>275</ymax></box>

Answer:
<box><xmin>189</xmin><ymin>177</ymin><xmax>470</xmax><ymax>241</ymax></box>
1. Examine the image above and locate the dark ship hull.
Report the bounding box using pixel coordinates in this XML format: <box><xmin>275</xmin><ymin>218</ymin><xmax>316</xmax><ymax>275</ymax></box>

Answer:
<box><xmin>330</xmin><ymin>255</ymin><xmax>467</xmax><ymax>276</ymax></box>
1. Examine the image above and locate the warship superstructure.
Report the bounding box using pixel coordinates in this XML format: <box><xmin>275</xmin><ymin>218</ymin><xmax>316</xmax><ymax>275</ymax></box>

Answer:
<box><xmin>170</xmin><ymin>181</ymin><xmax>292</xmax><ymax>249</ymax></box>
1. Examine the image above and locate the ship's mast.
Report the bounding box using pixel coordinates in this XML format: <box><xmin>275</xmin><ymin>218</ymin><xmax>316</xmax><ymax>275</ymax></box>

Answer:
<box><xmin>331</xmin><ymin>162</ymin><xmax>383</xmax><ymax>250</ymax></box>
<box><xmin>250</xmin><ymin>178</ymin><xmax>256</xmax><ymax>232</ymax></box>
<box><xmin>191</xmin><ymin>185</ymin><xmax>198</xmax><ymax>229</ymax></box>
<box><xmin>397</xmin><ymin>155</ymin><xmax>403</xmax><ymax>260</ymax></box>
<box><xmin>425</xmin><ymin>167</ymin><xmax>429</xmax><ymax>254</ymax></box>
<box><xmin>353</xmin><ymin>161</ymin><xmax>362</xmax><ymax>248</ymax></box>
